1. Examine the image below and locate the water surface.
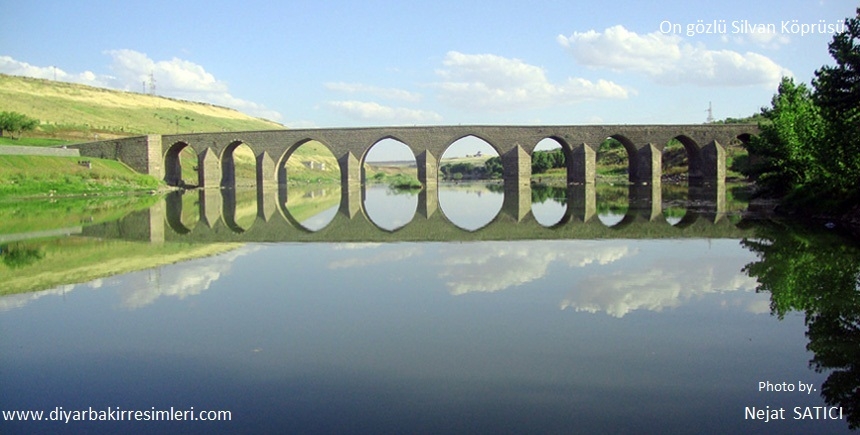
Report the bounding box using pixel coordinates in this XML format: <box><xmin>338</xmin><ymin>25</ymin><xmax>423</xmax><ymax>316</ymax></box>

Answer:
<box><xmin>1</xmin><ymin>183</ymin><xmax>857</xmax><ymax>434</ymax></box>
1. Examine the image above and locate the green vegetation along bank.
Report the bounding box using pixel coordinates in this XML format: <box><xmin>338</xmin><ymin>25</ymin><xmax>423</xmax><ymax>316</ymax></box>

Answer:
<box><xmin>743</xmin><ymin>8</ymin><xmax>860</xmax><ymax>227</ymax></box>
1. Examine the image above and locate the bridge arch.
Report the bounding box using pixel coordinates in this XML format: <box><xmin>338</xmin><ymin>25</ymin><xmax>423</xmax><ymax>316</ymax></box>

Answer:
<box><xmin>362</xmin><ymin>137</ymin><xmax>418</xmax><ymax>232</ymax></box>
<box><xmin>660</xmin><ymin>135</ymin><xmax>701</xmax><ymax>182</ymax></box>
<box><xmin>596</xmin><ymin>135</ymin><xmax>636</xmax><ymax>183</ymax></box>
<box><xmin>220</xmin><ymin>140</ymin><xmax>259</xmax><ymax>189</ymax></box>
<box><xmin>164</xmin><ymin>141</ymin><xmax>198</xmax><ymax>187</ymax></box>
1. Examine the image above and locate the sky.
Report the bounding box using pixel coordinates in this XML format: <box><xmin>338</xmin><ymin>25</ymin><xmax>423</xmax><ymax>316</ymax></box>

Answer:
<box><xmin>1</xmin><ymin>0</ymin><xmax>856</xmax><ymax>130</ymax></box>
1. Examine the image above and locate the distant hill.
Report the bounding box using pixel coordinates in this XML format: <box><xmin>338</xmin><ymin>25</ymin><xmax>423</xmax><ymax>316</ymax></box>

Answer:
<box><xmin>0</xmin><ymin>74</ymin><xmax>284</xmax><ymax>141</ymax></box>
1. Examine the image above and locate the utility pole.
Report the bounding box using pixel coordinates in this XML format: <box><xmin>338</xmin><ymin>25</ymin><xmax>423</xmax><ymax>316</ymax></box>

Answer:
<box><xmin>148</xmin><ymin>72</ymin><xmax>156</xmax><ymax>96</ymax></box>
<box><xmin>705</xmin><ymin>102</ymin><xmax>715</xmax><ymax>123</ymax></box>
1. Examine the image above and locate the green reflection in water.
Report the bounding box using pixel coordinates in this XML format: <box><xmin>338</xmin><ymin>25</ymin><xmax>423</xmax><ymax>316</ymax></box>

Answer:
<box><xmin>0</xmin><ymin>194</ymin><xmax>161</xmax><ymax>236</ymax></box>
<box><xmin>0</xmin><ymin>236</ymin><xmax>241</xmax><ymax>297</ymax></box>
<box><xmin>283</xmin><ymin>184</ymin><xmax>340</xmax><ymax>228</ymax></box>
<box><xmin>742</xmin><ymin>222</ymin><xmax>860</xmax><ymax>430</ymax></box>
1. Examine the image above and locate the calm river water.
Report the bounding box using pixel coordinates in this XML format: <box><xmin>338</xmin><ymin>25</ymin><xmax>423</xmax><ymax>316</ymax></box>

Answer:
<box><xmin>1</xmin><ymin>182</ymin><xmax>859</xmax><ymax>434</ymax></box>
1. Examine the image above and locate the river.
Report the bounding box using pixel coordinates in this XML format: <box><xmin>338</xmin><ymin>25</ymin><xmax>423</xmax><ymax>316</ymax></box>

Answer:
<box><xmin>1</xmin><ymin>182</ymin><xmax>858</xmax><ymax>434</ymax></box>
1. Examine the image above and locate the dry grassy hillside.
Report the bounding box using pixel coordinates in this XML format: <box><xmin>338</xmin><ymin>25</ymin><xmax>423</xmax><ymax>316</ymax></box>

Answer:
<box><xmin>0</xmin><ymin>74</ymin><xmax>283</xmax><ymax>140</ymax></box>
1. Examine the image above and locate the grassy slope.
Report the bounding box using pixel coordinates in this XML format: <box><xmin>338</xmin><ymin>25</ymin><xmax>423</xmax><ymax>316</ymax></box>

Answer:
<box><xmin>0</xmin><ymin>74</ymin><xmax>282</xmax><ymax>140</ymax></box>
<box><xmin>0</xmin><ymin>155</ymin><xmax>161</xmax><ymax>198</ymax></box>
<box><xmin>0</xmin><ymin>74</ymin><xmax>343</xmax><ymax>193</ymax></box>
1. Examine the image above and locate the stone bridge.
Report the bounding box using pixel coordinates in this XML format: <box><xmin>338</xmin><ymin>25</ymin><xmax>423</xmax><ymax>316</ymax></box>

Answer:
<box><xmin>71</xmin><ymin>124</ymin><xmax>757</xmax><ymax>191</ymax></box>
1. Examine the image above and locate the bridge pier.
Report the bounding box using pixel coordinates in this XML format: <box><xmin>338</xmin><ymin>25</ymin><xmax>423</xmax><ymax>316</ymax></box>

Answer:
<box><xmin>199</xmin><ymin>188</ymin><xmax>223</xmax><ymax>227</ymax></box>
<box><xmin>198</xmin><ymin>148</ymin><xmax>221</xmax><ymax>188</ymax></box>
<box><xmin>340</xmin><ymin>182</ymin><xmax>362</xmax><ymax>218</ymax></box>
<box><xmin>688</xmin><ymin>180</ymin><xmax>727</xmax><ymax>223</ymax></box>
<box><xmin>567</xmin><ymin>183</ymin><xmax>596</xmax><ymax>223</ymax></box>
<box><xmin>417</xmin><ymin>185</ymin><xmax>438</xmax><ymax>218</ymax></box>
<box><xmin>416</xmin><ymin>150</ymin><xmax>438</xmax><ymax>191</ymax></box>
<box><xmin>698</xmin><ymin>140</ymin><xmax>726</xmax><ymax>184</ymax></box>
<box><xmin>631</xmin><ymin>144</ymin><xmax>662</xmax><ymax>185</ymax></box>
<box><xmin>569</xmin><ymin>143</ymin><xmax>596</xmax><ymax>184</ymax></box>
<box><xmin>256</xmin><ymin>151</ymin><xmax>275</xmax><ymax>191</ymax></box>
<box><xmin>629</xmin><ymin>182</ymin><xmax>662</xmax><ymax>221</ymax></box>
<box><xmin>257</xmin><ymin>186</ymin><xmax>277</xmax><ymax>222</ymax></box>
<box><xmin>501</xmin><ymin>144</ymin><xmax>531</xmax><ymax>187</ymax></box>
<box><xmin>501</xmin><ymin>182</ymin><xmax>531</xmax><ymax>222</ymax></box>
<box><xmin>337</xmin><ymin>151</ymin><xmax>362</xmax><ymax>218</ymax></box>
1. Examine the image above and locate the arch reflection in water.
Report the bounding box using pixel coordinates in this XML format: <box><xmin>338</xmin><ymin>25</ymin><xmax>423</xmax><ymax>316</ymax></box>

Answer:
<box><xmin>438</xmin><ymin>182</ymin><xmax>504</xmax><ymax>231</ymax></box>
<box><xmin>363</xmin><ymin>185</ymin><xmax>418</xmax><ymax>231</ymax></box>
<box><xmin>531</xmin><ymin>184</ymin><xmax>568</xmax><ymax>227</ymax></box>
<box><xmin>662</xmin><ymin>182</ymin><xmax>689</xmax><ymax>226</ymax></box>
<box><xmin>282</xmin><ymin>185</ymin><xmax>339</xmax><ymax>231</ymax></box>
<box><xmin>596</xmin><ymin>183</ymin><xmax>629</xmax><ymax>227</ymax></box>
<box><xmin>157</xmin><ymin>181</ymin><xmax>746</xmax><ymax>243</ymax></box>
<box><xmin>222</xmin><ymin>189</ymin><xmax>259</xmax><ymax>232</ymax></box>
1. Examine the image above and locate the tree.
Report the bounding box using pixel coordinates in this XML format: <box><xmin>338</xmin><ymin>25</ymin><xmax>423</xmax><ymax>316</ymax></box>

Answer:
<box><xmin>0</xmin><ymin>243</ymin><xmax>45</xmax><ymax>269</ymax></box>
<box><xmin>484</xmin><ymin>156</ymin><xmax>503</xmax><ymax>178</ymax></box>
<box><xmin>0</xmin><ymin>111</ymin><xmax>39</xmax><ymax>139</ymax></box>
<box><xmin>742</xmin><ymin>77</ymin><xmax>823</xmax><ymax>195</ymax></box>
<box><xmin>813</xmin><ymin>7</ymin><xmax>860</xmax><ymax>190</ymax></box>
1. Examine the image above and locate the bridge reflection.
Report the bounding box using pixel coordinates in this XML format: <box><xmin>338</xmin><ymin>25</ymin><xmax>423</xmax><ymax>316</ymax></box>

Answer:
<box><xmin>88</xmin><ymin>181</ymin><xmax>754</xmax><ymax>244</ymax></box>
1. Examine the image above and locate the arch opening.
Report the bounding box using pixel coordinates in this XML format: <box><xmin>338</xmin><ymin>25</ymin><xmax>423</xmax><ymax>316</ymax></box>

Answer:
<box><xmin>164</xmin><ymin>142</ymin><xmax>198</xmax><ymax>187</ymax></box>
<box><xmin>362</xmin><ymin>138</ymin><xmax>418</xmax><ymax>231</ymax></box>
<box><xmin>595</xmin><ymin>136</ymin><xmax>632</xmax><ymax>227</ymax></box>
<box><xmin>661</xmin><ymin>136</ymin><xmax>697</xmax><ymax>225</ymax></box>
<box><xmin>279</xmin><ymin>140</ymin><xmax>340</xmax><ymax>231</ymax></box>
<box><xmin>438</xmin><ymin>135</ymin><xmax>502</xmax><ymax>231</ymax></box>
<box><xmin>531</xmin><ymin>138</ymin><xmax>568</xmax><ymax>227</ymax></box>
<box><xmin>220</xmin><ymin>141</ymin><xmax>258</xmax><ymax>189</ymax></box>
<box><xmin>598</xmin><ymin>136</ymin><xmax>633</xmax><ymax>184</ymax></box>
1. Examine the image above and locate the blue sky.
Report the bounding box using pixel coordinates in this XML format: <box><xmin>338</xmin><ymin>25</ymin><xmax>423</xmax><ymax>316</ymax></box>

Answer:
<box><xmin>1</xmin><ymin>0</ymin><xmax>855</xmax><ymax>128</ymax></box>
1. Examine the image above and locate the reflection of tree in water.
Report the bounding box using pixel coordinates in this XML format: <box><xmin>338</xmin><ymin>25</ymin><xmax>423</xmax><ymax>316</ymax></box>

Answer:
<box><xmin>1</xmin><ymin>243</ymin><xmax>45</xmax><ymax>269</ymax></box>
<box><xmin>742</xmin><ymin>222</ymin><xmax>860</xmax><ymax>429</ymax></box>
<box><xmin>530</xmin><ymin>184</ymin><xmax>568</xmax><ymax>205</ymax></box>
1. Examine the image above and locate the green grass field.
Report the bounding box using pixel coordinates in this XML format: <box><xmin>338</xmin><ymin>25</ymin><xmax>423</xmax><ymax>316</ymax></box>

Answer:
<box><xmin>0</xmin><ymin>155</ymin><xmax>162</xmax><ymax>198</ymax></box>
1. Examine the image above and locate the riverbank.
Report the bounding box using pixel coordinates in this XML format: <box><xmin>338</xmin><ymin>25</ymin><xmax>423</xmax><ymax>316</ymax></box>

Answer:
<box><xmin>0</xmin><ymin>154</ymin><xmax>165</xmax><ymax>200</ymax></box>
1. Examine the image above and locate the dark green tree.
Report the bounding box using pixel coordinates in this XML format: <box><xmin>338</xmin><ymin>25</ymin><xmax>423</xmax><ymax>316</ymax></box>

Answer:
<box><xmin>812</xmin><ymin>7</ymin><xmax>860</xmax><ymax>191</ymax></box>
<box><xmin>0</xmin><ymin>111</ymin><xmax>39</xmax><ymax>139</ymax></box>
<box><xmin>484</xmin><ymin>156</ymin><xmax>503</xmax><ymax>178</ymax></box>
<box><xmin>531</xmin><ymin>151</ymin><xmax>552</xmax><ymax>174</ymax></box>
<box><xmin>742</xmin><ymin>77</ymin><xmax>823</xmax><ymax>195</ymax></box>
<box><xmin>0</xmin><ymin>243</ymin><xmax>45</xmax><ymax>269</ymax></box>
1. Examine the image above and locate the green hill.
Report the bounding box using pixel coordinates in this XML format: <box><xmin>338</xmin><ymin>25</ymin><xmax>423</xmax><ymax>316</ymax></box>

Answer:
<box><xmin>0</xmin><ymin>74</ymin><xmax>283</xmax><ymax>141</ymax></box>
<box><xmin>0</xmin><ymin>74</ymin><xmax>346</xmax><ymax>191</ymax></box>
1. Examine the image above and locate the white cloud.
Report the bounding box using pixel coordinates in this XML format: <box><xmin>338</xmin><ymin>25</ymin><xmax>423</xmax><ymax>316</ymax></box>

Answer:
<box><xmin>0</xmin><ymin>56</ymin><xmax>109</xmax><ymax>87</ymax></box>
<box><xmin>438</xmin><ymin>240</ymin><xmax>634</xmax><ymax>295</ymax></box>
<box><xmin>0</xmin><ymin>52</ymin><xmax>282</xmax><ymax>121</ymax></box>
<box><xmin>105</xmin><ymin>49</ymin><xmax>282</xmax><ymax>121</ymax></box>
<box><xmin>325</xmin><ymin>82</ymin><xmax>422</xmax><ymax>103</ymax></box>
<box><xmin>434</xmin><ymin>51</ymin><xmax>629</xmax><ymax>111</ymax></box>
<box><xmin>328</xmin><ymin>244</ymin><xmax>423</xmax><ymax>269</ymax></box>
<box><xmin>119</xmin><ymin>245</ymin><xmax>260</xmax><ymax>309</ymax></box>
<box><xmin>558</xmin><ymin>25</ymin><xmax>792</xmax><ymax>87</ymax></box>
<box><xmin>559</xmin><ymin>260</ymin><xmax>759</xmax><ymax>318</ymax></box>
<box><xmin>326</xmin><ymin>100</ymin><xmax>442</xmax><ymax>124</ymax></box>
